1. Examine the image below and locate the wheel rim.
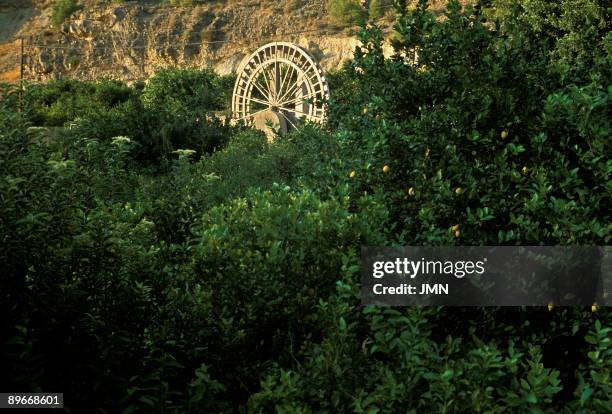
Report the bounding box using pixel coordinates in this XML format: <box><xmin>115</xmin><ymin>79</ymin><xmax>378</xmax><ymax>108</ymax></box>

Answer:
<box><xmin>232</xmin><ymin>42</ymin><xmax>330</xmax><ymax>129</ymax></box>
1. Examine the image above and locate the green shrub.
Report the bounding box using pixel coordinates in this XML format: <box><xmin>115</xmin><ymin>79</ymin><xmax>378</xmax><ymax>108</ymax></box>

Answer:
<box><xmin>3</xmin><ymin>0</ymin><xmax>611</xmax><ymax>412</ymax></box>
<box><xmin>26</xmin><ymin>78</ymin><xmax>137</xmax><ymax>127</ymax></box>
<box><xmin>130</xmin><ymin>125</ymin><xmax>343</xmax><ymax>243</ymax></box>
<box><xmin>175</xmin><ymin>185</ymin><xmax>387</xmax><ymax>407</ymax></box>
<box><xmin>141</xmin><ymin>68</ymin><xmax>227</xmax><ymax>116</ymax></box>
<box><xmin>368</xmin><ymin>0</ymin><xmax>382</xmax><ymax>19</ymax></box>
<box><xmin>0</xmin><ymin>91</ymin><xmax>156</xmax><ymax>407</ymax></box>
<box><xmin>247</xmin><ymin>251</ymin><xmax>608</xmax><ymax>412</ymax></box>
<box><xmin>139</xmin><ymin>68</ymin><xmax>234</xmax><ymax>160</ymax></box>
<box><xmin>248</xmin><ymin>304</ymin><xmax>597</xmax><ymax>412</ymax></box>
<box><xmin>25</xmin><ymin>71</ymin><xmax>236</xmax><ymax>162</ymax></box>
<box><xmin>239</xmin><ymin>3</ymin><xmax>611</xmax><ymax>409</ymax></box>
<box><xmin>51</xmin><ymin>0</ymin><xmax>80</xmax><ymax>28</ymax></box>
<box><xmin>333</xmin><ymin>0</ymin><xmax>611</xmax><ymax>246</ymax></box>
<box><xmin>328</xmin><ymin>0</ymin><xmax>364</xmax><ymax>25</ymax></box>
<box><xmin>198</xmin><ymin>125</ymin><xmax>341</xmax><ymax>200</ymax></box>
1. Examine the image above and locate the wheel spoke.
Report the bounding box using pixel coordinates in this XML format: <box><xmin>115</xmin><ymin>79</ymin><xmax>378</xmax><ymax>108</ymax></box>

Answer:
<box><xmin>277</xmin><ymin>67</ymin><xmax>303</xmax><ymax>104</ymax></box>
<box><xmin>261</xmin><ymin>66</ymin><xmax>276</xmax><ymax>101</ymax></box>
<box><xmin>236</xmin><ymin>107</ymin><xmax>270</xmax><ymax>121</ymax></box>
<box><xmin>278</xmin><ymin>63</ymin><xmax>292</xmax><ymax>100</ymax></box>
<box><xmin>278</xmin><ymin>106</ymin><xmax>312</xmax><ymax>118</ymax></box>
<box><xmin>274</xmin><ymin>60</ymin><xmax>281</xmax><ymax>100</ymax></box>
<box><xmin>250</xmin><ymin>78</ymin><xmax>271</xmax><ymax>102</ymax></box>
<box><xmin>269</xmin><ymin>64</ymin><xmax>280</xmax><ymax>101</ymax></box>
<box><xmin>277</xmin><ymin>64</ymin><xmax>298</xmax><ymax>103</ymax></box>
<box><xmin>278</xmin><ymin>92</ymin><xmax>317</xmax><ymax>107</ymax></box>
<box><xmin>245</xmin><ymin>96</ymin><xmax>273</xmax><ymax>107</ymax></box>
<box><xmin>277</xmin><ymin>78</ymin><xmax>304</xmax><ymax>106</ymax></box>
<box><xmin>254</xmin><ymin>52</ymin><xmax>274</xmax><ymax>99</ymax></box>
<box><xmin>278</xmin><ymin>110</ymin><xmax>298</xmax><ymax>130</ymax></box>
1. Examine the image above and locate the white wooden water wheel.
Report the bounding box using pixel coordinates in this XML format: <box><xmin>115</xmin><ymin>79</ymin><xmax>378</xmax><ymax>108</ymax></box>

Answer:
<box><xmin>232</xmin><ymin>42</ymin><xmax>330</xmax><ymax>136</ymax></box>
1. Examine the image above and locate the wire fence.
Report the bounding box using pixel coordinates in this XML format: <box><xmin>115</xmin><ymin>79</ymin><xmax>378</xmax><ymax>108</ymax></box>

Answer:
<box><xmin>17</xmin><ymin>28</ymin><xmax>345</xmax><ymax>84</ymax></box>
<box><xmin>14</xmin><ymin>2</ymin><xmax>401</xmax><ymax>84</ymax></box>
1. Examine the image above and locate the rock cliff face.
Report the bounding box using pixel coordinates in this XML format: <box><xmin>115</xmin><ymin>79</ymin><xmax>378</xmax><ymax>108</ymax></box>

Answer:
<box><xmin>0</xmin><ymin>0</ymin><xmax>387</xmax><ymax>83</ymax></box>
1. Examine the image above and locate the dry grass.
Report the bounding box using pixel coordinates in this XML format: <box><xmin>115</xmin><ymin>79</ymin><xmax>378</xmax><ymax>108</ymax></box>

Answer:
<box><xmin>0</xmin><ymin>42</ymin><xmax>20</xmax><ymax>83</ymax></box>
<box><xmin>283</xmin><ymin>0</ymin><xmax>303</xmax><ymax>14</ymax></box>
<box><xmin>0</xmin><ymin>67</ymin><xmax>21</xmax><ymax>83</ymax></box>
<box><xmin>0</xmin><ymin>41</ymin><xmax>19</xmax><ymax>54</ymax></box>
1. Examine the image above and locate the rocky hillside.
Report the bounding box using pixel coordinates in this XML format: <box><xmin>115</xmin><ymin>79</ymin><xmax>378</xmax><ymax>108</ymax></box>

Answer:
<box><xmin>1</xmin><ymin>0</ymin><xmax>392</xmax><ymax>83</ymax></box>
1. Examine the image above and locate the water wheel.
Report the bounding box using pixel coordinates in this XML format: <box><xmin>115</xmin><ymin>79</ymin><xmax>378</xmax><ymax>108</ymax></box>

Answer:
<box><xmin>232</xmin><ymin>42</ymin><xmax>330</xmax><ymax>136</ymax></box>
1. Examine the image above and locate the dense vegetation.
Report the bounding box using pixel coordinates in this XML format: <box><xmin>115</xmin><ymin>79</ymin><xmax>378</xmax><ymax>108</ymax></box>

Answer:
<box><xmin>327</xmin><ymin>0</ymin><xmax>394</xmax><ymax>25</ymax></box>
<box><xmin>2</xmin><ymin>1</ymin><xmax>610</xmax><ymax>412</ymax></box>
<box><xmin>51</xmin><ymin>0</ymin><xmax>81</xmax><ymax>28</ymax></box>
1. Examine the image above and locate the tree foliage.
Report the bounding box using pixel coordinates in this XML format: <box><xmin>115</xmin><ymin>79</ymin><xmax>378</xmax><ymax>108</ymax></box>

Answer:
<box><xmin>51</xmin><ymin>0</ymin><xmax>80</xmax><ymax>28</ymax></box>
<box><xmin>328</xmin><ymin>0</ymin><xmax>365</xmax><ymax>25</ymax></box>
<box><xmin>1</xmin><ymin>0</ymin><xmax>611</xmax><ymax>411</ymax></box>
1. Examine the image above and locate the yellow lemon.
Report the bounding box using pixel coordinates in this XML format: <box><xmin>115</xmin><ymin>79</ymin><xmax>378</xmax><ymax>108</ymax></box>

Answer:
<box><xmin>522</xmin><ymin>166</ymin><xmax>529</xmax><ymax>174</ymax></box>
<box><xmin>592</xmin><ymin>303</ymin><xmax>598</xmax><ymax>313</ymax></box>
<box><xmin>363</xmin><ymin>106</ymin><xmax>368</xmax><ymax>115</ymax></box>
<box><xmin>455</xmin><ymin>187</ymin><xmax>462</xmax><ymax>195</ymax></box>
<box><xmin>454</xmin><ymin>229</ymin><xmax>461</xmax><ymax>237</ymax></box>
<box><xmin>451</xmin><ymin>224</ymin><xmax>460</xmax><ymax>232</ymax></box>
<box><xmin>382</xmin><ymin>165</ymin><xmax>390</xmax><ymax>173</ymax></box>
<box><xmin>547</xmin><ymin>302</ymin><xmax>554</xmax><ymax>312</ymax></box>
<box><xmin>501</xmin><ymin>130</ymin><xmax>508</xmax><ymax>139</ymax></box>
<box><xmin>408</xmin><ymin>187</ymin><xmax>416</xmax><ymax>196</ymax></box>
<box><xmin>349</xmin><ymin>170</ymin><xmax>356</xmax><ymax>178</ymax></box>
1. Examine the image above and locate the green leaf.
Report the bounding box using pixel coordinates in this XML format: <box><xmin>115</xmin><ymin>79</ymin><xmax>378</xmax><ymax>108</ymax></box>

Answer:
<box><xmin>526</xmin><ymin>392</ymin><xmax>538</xmax><ymax>404</ymax></box>
<box><xmin>580</xmin><ymin>387</ymin><xmax>593</xmax><ymax>405</ymax></box>
<box><xmin>520</xmin><ymin>378</ymin><xmax>531</xmax><ymax>391</ymax></box>
<box><xmin>339</xmin><ymin>317</ymin><xmax>347</xmax><ymax>332</ymax></box>
<box><xmin>441</xmin><ymin>369</ymin><xmax>454</xmax><ymax>381</ymax></box>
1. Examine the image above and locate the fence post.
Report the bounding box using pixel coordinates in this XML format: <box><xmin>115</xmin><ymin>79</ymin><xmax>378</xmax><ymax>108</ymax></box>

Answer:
<box><xmin>19</xmin><ymin>37</ymin><xmax>24</xmax><ymax>112</ymax></box>
<box><xmin>141</xmin><ymin>29</ymin><xmax>147</xmax><ymax>81</ymax></box>
<box><xmin>142</xmin><ymin>45</ymin><xmax>146</xmax><ymax>80</ymax></box>
<box><xmin>20</xmin><ymin>37</ymin><xmax>24</xmax><ymax>83</ymax></box>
